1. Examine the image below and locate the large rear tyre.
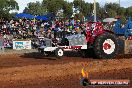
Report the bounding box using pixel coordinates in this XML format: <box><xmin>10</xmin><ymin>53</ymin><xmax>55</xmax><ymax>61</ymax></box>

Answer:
<box><xmin>94</xmin><ymin>33</ymin><xmax>118</xmax><ymax>59</ymax></box>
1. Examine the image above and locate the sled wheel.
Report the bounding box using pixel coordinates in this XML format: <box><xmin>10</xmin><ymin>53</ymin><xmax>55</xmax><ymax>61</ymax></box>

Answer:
<box><xmin>94</xmin><ymin>33</ymin><xmax>118</xmax><ymax>59</ymax></box>
<box><xmin>55</xmin><ymin>48</ymin><xmax>64</xmax><ymax>58</ymax></box>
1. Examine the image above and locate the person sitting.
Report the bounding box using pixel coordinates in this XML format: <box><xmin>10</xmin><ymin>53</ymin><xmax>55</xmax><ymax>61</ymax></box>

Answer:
<box><xmin>46</xmin><ymin>29</ymin><xmax>54</xmax><ymax>39</ymax></box>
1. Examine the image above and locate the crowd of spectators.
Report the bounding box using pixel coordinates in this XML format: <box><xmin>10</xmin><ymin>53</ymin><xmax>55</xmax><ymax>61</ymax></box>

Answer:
<box><xmin>0</xmin><ymin>17</ymin><xmax>86</xmax><ymax>48</ymax></box>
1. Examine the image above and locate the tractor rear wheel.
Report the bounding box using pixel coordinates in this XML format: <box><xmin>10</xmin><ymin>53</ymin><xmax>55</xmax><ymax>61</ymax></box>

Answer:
<box><xmin>94</xmin><ymin>33</ymin><xmax>118</xmax><ymax>59</ymax></box>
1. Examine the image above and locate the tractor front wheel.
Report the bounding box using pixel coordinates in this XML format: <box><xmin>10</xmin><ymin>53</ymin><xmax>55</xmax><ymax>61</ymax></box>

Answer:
<box><xmin>94</xmin><ymin>33</ymin><xmax>118</xmax><ymax>59</ymax></box>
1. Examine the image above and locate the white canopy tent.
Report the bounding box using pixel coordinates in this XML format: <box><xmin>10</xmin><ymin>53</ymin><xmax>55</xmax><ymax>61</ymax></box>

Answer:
<box><xmin>103</xmin><ymin>18</ymin><xmax>117</xmax><ymax>23</ymax></box>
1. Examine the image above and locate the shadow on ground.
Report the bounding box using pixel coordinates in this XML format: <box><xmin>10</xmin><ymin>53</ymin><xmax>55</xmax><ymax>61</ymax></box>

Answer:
<box><xmin>20</xmin><ymin>52</ymin><xmax>57</xmax><ymax>60</ymax></box>
<box><xmin>20</xmin><ymin>49</ymin><xmax>132</xmax><ymax>60</ymax></box>
<box><xmin>20</xmin><ymin>50</ymin><xmax>97</xmax><ymax>60</ymax></box>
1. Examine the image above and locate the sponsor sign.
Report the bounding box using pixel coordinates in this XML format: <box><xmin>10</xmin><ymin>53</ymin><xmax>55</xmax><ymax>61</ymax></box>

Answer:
<box><xmin>13</xmin><ymin>40</ymin><xmax>31</xmax><ymax>50</ymax></box>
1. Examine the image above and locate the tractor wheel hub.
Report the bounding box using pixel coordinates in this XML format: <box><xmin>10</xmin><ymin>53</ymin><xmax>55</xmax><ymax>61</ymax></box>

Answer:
<box><xmin>103</xmin><ymin>39</ymin><xmax>115</xmax><ymax>54</ymax></box>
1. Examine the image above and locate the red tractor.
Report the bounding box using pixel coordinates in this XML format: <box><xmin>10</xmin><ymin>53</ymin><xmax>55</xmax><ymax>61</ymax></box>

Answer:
<box><xmin>38</xmin><ymin>21</ymin><xmax>120</xmax><ymax>59</ymax></box>
<box><xmin>82</xmin><ymin>21</ymin><xmax>118</xmax><ymax>59</ymax></box>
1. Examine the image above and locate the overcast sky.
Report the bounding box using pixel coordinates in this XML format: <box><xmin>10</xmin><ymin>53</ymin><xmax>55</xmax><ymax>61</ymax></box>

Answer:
<box><xmin>16</xmin><ymin>0</ymin><xmax>132</xmax><ymax>13</ymax></box>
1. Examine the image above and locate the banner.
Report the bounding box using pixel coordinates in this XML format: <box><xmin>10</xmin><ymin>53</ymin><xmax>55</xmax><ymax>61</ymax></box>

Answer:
<box><xmin>13</xmin><ymin>40</ymin><xmax>31</xmax><ymax>50</ymax></box>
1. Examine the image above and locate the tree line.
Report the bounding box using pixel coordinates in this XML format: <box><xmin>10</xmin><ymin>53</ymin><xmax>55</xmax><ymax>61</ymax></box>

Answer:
<box><xmin>0</xmin><ymin>0</ymin><xmax>132</xmax><ymax>22</ymax></box>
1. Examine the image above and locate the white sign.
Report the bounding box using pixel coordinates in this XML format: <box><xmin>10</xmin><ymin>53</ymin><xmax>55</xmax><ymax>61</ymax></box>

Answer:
<box><xmin>13</xmin><ymin>40</ymin><xmax>31</xmax><ymax>50</ymax></box>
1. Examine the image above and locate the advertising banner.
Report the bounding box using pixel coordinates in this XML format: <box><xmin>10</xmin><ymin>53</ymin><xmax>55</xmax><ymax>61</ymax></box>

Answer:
<box><xmin>13</xmin><ymin>40</ymin><xmax>31</xmax><ymax>50</ymax></box>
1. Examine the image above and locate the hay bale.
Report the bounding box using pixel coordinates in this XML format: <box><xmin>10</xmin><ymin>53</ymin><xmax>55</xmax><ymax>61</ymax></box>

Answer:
<box><xmin>124</xmin><ymin>40</ymin><xmax>132</xmax><ymax>54</ymax></box>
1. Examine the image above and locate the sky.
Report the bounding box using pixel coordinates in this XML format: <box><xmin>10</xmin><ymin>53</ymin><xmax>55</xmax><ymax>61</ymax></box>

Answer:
<box><xmin>16</xmin><ymin>0</ymin><xmax>132</xmax><ymax>13</ymax></box>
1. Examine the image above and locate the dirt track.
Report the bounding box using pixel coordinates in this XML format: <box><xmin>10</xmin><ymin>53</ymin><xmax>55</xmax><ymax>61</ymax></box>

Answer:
<box><xmin>0</xmin><ymin>50</ymin><xmax>131</xmax><ymax>88</ymax></box>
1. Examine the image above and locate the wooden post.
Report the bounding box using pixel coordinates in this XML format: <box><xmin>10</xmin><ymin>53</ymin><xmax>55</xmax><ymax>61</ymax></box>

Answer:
<box><xmin>94</xmin><ymin>0</ymin><xmax>97</xmax><ymax>22</ymax></box>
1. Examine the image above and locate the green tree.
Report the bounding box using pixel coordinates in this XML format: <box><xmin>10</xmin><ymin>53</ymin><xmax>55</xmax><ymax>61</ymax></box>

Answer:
<box><xmin>23</xmin><ymin>1</ymin><xmax>47</xmax><ymax>16</ymax></box>
<box><xmin>73</xmin><ymin>0</ymin><xmax>85</xmax><ymax>14</ymax></box>
<box><xmin>126</xmin><ymin>6</ymin><xmax>132</xmax><ymax>17</ymax></box>
<box><xmin>63</xmin><ymin>2</ymin><xmax>73</xmax><ymax>17</ymax></box>
<box><xmin>103</xmin><ymin>3</ymin><xmax>130</xmax><ymax>23</ymax></box>
<box><xmin>0</xmin><ymin>0</ymin><xmax>19</xmax><ymax>20</ymax></box>
<box><xmin>73</xmin><ymin>0</ymin><xmax>93</xmax><ymax>17</ymax></box>
<box><xmin>42</xmin><ymin>0</ymin><xmax>64</xmax><ymax>14</ymax></box>
<box><xmin>104</xmin><ymin>3</ymin><xmax>120</xmax><ymax>17</ymax></box>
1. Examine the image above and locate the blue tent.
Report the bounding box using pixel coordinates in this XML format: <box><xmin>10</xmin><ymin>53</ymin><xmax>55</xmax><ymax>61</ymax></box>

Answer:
<box><xmin>36</xmin><ymin>16</ymin><xmax>48</xmax><ymax>21</ymax></box>
<box><xmin>15</xmin><ymin>13</ymin><xmax>35</xmax><ymax>19</ymax></box>
<box><xmin>15</xmin><ymin>13</ymin><xmax>26</xmax><ymax>18</ymax></box>
<box><xmin>26</xmin><ymin>14</ymin><xmax>35</xmax><ymax>19</ymax></box>
<box><xmin>45</xmin><ymin>13</ymin><xmax>55</xmax><ymax>18</ymax></box>
<box><xmin>44</xmin><ymin>13</ymin><xmax>56</xmax><ymax>20</ymax></box>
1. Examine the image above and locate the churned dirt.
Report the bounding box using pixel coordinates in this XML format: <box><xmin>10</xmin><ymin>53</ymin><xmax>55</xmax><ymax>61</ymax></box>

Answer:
<box><xmin>0</xmin><ymin>50</ymin><xmax>131</xmax><ymax>88</ymax></box>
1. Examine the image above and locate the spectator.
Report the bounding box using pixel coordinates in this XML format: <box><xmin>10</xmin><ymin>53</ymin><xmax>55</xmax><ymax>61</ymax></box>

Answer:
<box><xmin>46</xmin><ymin>29</ymin><xmax>54</xmax><ymax>39</ymax></box>
<box><xmin>0</xmin><ymin>34</ymin><xmax>4</xmax><ymax>52</ymax></box>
